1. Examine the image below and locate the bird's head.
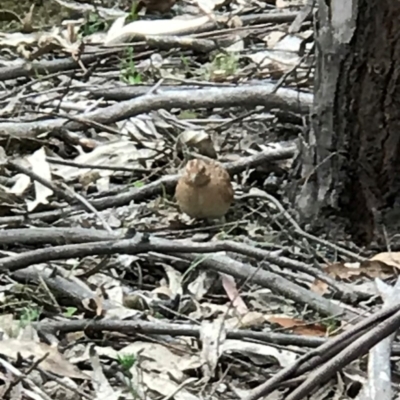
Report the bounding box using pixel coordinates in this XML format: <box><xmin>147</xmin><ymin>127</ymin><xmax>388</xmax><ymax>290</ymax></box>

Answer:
<box><xmin>183</xmin><ymin>159</ymin><xmax>211</xmax><ymax>187</ymax></box>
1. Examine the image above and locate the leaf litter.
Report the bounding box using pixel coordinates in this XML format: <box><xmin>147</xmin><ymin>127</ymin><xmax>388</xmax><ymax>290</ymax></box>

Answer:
<box><xmin>0</xmin><ymin>0</ymin><xmax>398</xmax><ymax>399</ymax></box>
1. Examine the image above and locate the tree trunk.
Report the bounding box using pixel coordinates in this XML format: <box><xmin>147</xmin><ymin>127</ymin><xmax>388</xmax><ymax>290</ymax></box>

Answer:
<box><xmin>297</xmin><ymin>0</ymin><xmax>400</xmax><ymax>246</ymax></box>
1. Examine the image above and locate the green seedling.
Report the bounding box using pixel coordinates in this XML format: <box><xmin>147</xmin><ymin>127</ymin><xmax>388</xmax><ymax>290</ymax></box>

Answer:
<box><xmin>118</xmin><ymin>353</ymin><xmax>137</xmax><ymax>371</ymax></box>
<box><xmin>153</xmin><ymin>311</ymin><xmax>164</xmax><ymax>319</ymax></box>
<box><xmin>126</xmin><ymin>2</ymin><xmax>139</xmax><ymax>22</ymax></box>
<box><xmin>117</xmin><ymin>353</ymin><xmax>140</xmax><ymax>398</ymax></box>
<box><xmin>64</xmin><ymin>307</ymin><xmax>77</xmax><ymax>317</ymax></box>
<box><xmin>177</xmin><ymin>110</ymin><xmax>198</xmax><ymax>119</ymax></box>
<box><xmin>19</xmin><ymin>306</ymin><xmax>42</xmax><ymax>328</ymax></box>
<box><xmin>180</xmin><ymin>55</ymin><xmax>192</xmax><ymax>72</ymax></box>
<box><xmin>133</xmin><ymin>181</ymin><xmax>144</xmax><ymax>188</ymax></box>
<box><xmin>322</xmin><ymin>317</ymin><xmax>341</xmax><ymax>335</ymax></box>
<box><xmin>208</xmin><ymin>52</ymin><xmax>239</xmax><ymax>80</ymax></box>
<box><xmin>120</xmin><ymin>47</ymin><xmax>143</xmax><ymax>84</ymax></box>
<box><xmin>80</xmin><ymin>12</ymin><xmax>108</xmax><ymax>36</ymax></box>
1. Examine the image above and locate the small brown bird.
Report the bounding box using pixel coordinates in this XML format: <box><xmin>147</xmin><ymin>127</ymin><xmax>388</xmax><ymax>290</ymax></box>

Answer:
<box><xmin>175</xmin><ymin>159</ymin><xmax>234</xmax><ymax>219</ymax></box>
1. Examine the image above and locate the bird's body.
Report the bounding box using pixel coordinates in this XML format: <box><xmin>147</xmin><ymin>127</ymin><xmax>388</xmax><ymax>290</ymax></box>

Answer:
<box><xmin>175</xmin><ymin>159</ymin><xmax>234</xmax><ymax>219</ymax></box>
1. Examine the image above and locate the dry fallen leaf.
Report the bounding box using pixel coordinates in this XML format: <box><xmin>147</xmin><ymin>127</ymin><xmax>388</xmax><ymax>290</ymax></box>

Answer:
<box><xmin>266</xmin><ymin>315</ymin><xmax>328</xmax><ymax>337</ymax></box>
<box><xmin>276</xmin><ymin>0</ymin><xmax>290</xmax><ymax>7</ymax></box>
<box><xmin>323</xmin><ymin>260</ymin><xmax>394</xmax><ymax>280</ymax></box>
<box><xmin>51</xmin><ymin>140</ymin><xmax>150</xmax><ymax>182</ymax></box>
<box><xmin>220</xmin><ymin>273</ymin><xmax>248</xmax><ymax>315</ymax></box>
<box><xmin>26</xmin><ymin>147</ymin><xmax>53</xmax><ymax>212</ymax></box>
<box><xmin>118</xmin><ymin>341</ymin><xmax>201</xmax><ymax>381</ymax></box>
<box><xmin>0</xmin><ymin>339</ymin><xmax>89</xmax><ymax>380</ymax></box>
<box><xmin>310</xmin><ymin>279</ymin><xmax>329</xmax><ymax>295</ymax></box>
<box><xmin>200</xmin><ymin>319</ymin><xmax>227</xmax><ymax>379</ymax></box>
<box><xmin>187</xmin><ymin>270</ymin><xmax>214</xmax><ymax>301</ymax></box>
<box><xmin>179</xmin><ymin>130</ymin><xmax>217</xmax><ymax>159</ymax></box>
<box><xmin>370</xmin><ymin>252</ymin><xmax>400</xmax><ymax>269</ymax></box>
<box><xmin>90</xmin><ymin>347</ymin><xmax>121</xmax><ymax>400</ymax></box>
<box><xmin>323</xmin><ymin>262</ymin><xmax>363</xmax><ymax>280</ymax></box>
<box><xmin>263</xmin><ymin>31</ymin><xmax>286</xmax><ymax>47</ymax></box>
<box><xmin>226</xmin><ymin>311</ymin><xmax>266</xmax><ymax>330</ymax></box>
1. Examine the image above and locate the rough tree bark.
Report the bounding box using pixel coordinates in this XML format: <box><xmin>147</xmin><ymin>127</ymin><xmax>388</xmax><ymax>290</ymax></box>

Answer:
<box><xmin>297</xmin><ymin>0</ymin><xmax>400</xmax><ymax>245</ymax></box>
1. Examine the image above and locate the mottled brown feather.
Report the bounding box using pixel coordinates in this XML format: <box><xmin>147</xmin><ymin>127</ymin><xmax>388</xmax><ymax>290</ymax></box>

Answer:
<box><xmin>175</xmin><ymin>159</ymin><xmax>234</xmax><ymax>219</ymax></box>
